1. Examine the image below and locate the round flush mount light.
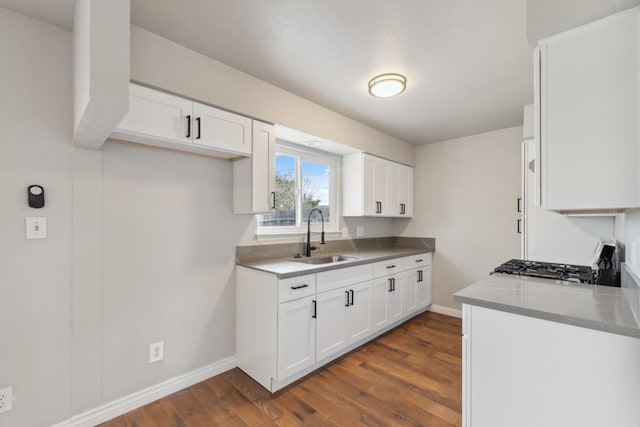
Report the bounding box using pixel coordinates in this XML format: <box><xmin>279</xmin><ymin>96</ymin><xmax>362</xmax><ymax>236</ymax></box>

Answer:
<box><xmin>305</xmin><ymin>140</ymin><xmax>324</xmax><ymax>147</ymax></box>
<box><xmin>368</xmin><ymin>73</ymin><xmax>407</xmax><ymax>98</ymax></box>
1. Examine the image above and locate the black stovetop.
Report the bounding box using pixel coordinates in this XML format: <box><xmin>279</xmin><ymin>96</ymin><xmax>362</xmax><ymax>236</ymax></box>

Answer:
<box><xmin>493</xmin><ymin>259</ymin><xmax>597</xmax><ymax>284</ymax></box>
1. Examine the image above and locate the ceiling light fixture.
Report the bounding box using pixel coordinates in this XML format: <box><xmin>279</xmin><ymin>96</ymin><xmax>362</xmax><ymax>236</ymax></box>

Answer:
<box><xmin>368</xmin><ymin>73</ymin><xmax>407</xmax><ymax>98</ymax></box>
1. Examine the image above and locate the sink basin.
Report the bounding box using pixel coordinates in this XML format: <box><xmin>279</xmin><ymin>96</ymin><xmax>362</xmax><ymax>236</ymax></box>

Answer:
<box><xmin>293</xmin><ymin>255</ymin><xmax>360</xmax><ymax>265</ymax></box>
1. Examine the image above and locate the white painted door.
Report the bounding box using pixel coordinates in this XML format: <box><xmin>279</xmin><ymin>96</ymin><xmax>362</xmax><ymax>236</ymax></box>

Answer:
<box><xmin>192</xmin><ymin>102</ymin><xmax>252</xmax><ymax>155</ymax></box>
<box><xmin>403</xmin><ymin>269</ymin><xmax>418</xmax><ymax>316</ymax></box>
<box><xmin>416</xmin><ymin>266</ymin><xmax>432</xmax><ymax>308</ymax></box>
<box><xmin>363</xmin><ymin>154</ymin><xmax>378</xmax><ymax>215</ymax></box>
<box><xmin>347</xmin><ymin>281</ymin><xmax>373</xmax><ymax>343</ymax></box>
<box><xmin>398</xmin><ymin>165</ymin><xmax>413</xmax><ymax>217</ymax></box>
<box><xmin>277</xmin><ymin>296</ymin><xmax>316</xmax><ymax>381</ymax></box>
<box><xmin>252</xmin><ymin>120</ymin><xmax>276</xmax><ymax>212</ymax></box>
<box><xmin>539</xmin><ymin>9</ymin><xmax>639</xmax><ymax>210</ymax></box>
<box><xmin>117</xmin><ymin>83</ymin><xmax>192</xmax><ymax>143</ymax></box>
<box><xmin>372</xmin><ymin>276</ymin><xmax>391</xmax><ymax>331</ymax></box>
<box><xmin>388</xmin><ymin>275</ymin><xmax>403</xmax><ymax>323</ymax></box>
<box><xmin>316</xmin><ymin>287</ymin><xmax>349</xmax><ymax>362</ymax></box>
<box><xmin>374</xmin><ymin>156</ymin><xmax>389</xmax><ymax>215</ymax></box>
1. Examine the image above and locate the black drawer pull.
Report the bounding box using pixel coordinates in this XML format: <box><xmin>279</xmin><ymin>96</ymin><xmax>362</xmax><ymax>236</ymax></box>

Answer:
<box><xmin>345</xmin><ymin>290</ymin><xmax>350</xmax><ymax>307</ymax></box>
<box><xmin>290</xmin><ymin>284</ymin><xmax>309</xmax><ymax>290</ymax></box>
<box><xmin>312</xmin><ymin>300</ymin><xmax>317</xmax><ymax>318</ymax></box>
<box><xmin>386</xmin><ymin>265</ymin><xmax>396</xmax><ymax>269</ymax></box>
<box><xmin>186</xmin><ymin>115</ymin><xmax>191</xmax><ymax>138</ymax></box>
<box><xmin>350</xmin><ymin>289</ymin><xmax>354</xmax><ymax>306</ymax></box>
<box><xmin>415</xmin><ymin>259</ymin><xmax>423</xmax><ymax>263</ymax></box>
<box><xmin>388</xmin><ymin>278</ymin><xmax>393</xmax><ymax>292</ymax></box>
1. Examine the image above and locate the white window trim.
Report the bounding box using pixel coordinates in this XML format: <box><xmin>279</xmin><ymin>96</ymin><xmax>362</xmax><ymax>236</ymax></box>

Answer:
<box><xmin>257</xmin><ymin>141</ymin><xmax>341</xmax><ymax>236</ymax></box>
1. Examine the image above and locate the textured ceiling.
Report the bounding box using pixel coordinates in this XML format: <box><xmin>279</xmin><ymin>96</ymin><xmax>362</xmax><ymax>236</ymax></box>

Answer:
<box><xmin>0</xmin><ymin>0</ymin><xmax>534</xmax><ymax>145</ymax></box>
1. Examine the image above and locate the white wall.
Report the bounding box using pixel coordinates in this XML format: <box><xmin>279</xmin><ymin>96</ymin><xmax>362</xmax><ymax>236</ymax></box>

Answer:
<box><xmin>129</xmin><ymin>26</ymin><xmax>415</xmax><ymax>167</ymax></box>
<box><xmin>526</xmin><ymin>0</ymin><xmax>640</xmax><ymax>42</ymax></box>
<box><xmin>395</xmin><ymin>127</ymin><xmax>522</xmax><ymax>310</ymax></box>
<box><xmin>0</xmin><ymin>8</ymin><xmax>73</xmax><ymax>427</ymax></box>
<box><xmin>0</xmin><ymin>9</ymin><xmax>412</xmax><ymax>426</ymax></box>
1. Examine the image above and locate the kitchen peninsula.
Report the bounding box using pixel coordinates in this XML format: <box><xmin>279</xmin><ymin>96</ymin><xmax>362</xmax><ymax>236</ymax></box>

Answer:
<box><xmin>454</xmin><ymin>270</ymin><xmax>640</xmax><ymax>427</ymax></box>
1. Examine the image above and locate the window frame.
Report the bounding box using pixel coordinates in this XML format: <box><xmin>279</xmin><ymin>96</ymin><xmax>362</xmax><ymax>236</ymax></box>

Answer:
<box><xmin>257</xmin><ymin>141</ymin><xmax>340</xmax><ymax>237</ymax></box>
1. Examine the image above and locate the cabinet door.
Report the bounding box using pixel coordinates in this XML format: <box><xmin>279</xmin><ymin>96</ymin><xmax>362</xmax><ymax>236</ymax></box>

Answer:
<box><xmin>416</xmin><ymin>266</ymin><xmax>432</xmax><ymax>308</ymax></box>
<box><xmin>374</xmin><ymin>157</ymin><xmax>389</xmax><ymax>215</ymax></box>
<box><xmin>388</xmin><ymin>162</ymin><xmax>400</xmax><ymax>217</ymax></box>
<box><xmin>398</xmin><ymin>165</ymin><xmax>413</xmax><ymax>217</ymax></box>
<box><xmin>363</xmin><ymin>154</ymin><xmax>378</xmax><ymax>215</ymax></box>
<box><xmin>540</xmin><ymin>10</ymin><xmax>639</xmax><ymax>210</ymax></box>
<box><xmin>277</xmin><ymin>296</ymin><xmax>316</xmax><ymax>381</ymax></box>
<box><xmin>253</xmin><ymin>121</ymin><xmax>276</xmax><ymax>212</ymax></box>
<box><xmin>193</xmin><ymin>102</ymin><xmax>252</xmax><ymax>155</ymax></box>
<box><xmin>388</xmin><ymin>275</ymin><xmax>404</xmax><ymax>323</ymax></box>
<box><xmin>116</xmin><ymin>83</ymin><xmax>192</xmax><ymax>143</ymax></box>
<box><xmin>316</xmin><ymin>287</ymin><xmax>349</xmax><ymax>362</ymax></box>
<box><xmin>403</xmin><ymin>269</ymin><xmax>418</xmax><ymax>316</ymax></box>
<box><xmin>347</xmin><ymin>281</ymin><xmax>373</xmax><ymax>343</ymax></box>
<box><xmin>372</xmin><ymin>276</ymin><xmax>391</xmax><ymax>331</ymax></box>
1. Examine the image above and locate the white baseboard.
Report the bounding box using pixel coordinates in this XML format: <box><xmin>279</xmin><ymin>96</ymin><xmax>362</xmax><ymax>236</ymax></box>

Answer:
<box><xmin>50</xmin><ymin>356</ymin><xmax>237</xmax><ymax>427</ymax></box>
<box><xmin>429</xmin><ymin>304</ymin><xmax>462</xmax><ymax>318</ymax></box>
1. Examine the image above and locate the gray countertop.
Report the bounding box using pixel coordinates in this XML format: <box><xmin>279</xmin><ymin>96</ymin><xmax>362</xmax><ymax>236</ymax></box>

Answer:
<box><xmin>237</xmin><ymin>247</ymin><xmax>433</xmax><ymax>278</ymax></box>
<box><xmin>454</xmin><ymin>274</ymin><xmax>640</xmax><ymax>338</ymax></box>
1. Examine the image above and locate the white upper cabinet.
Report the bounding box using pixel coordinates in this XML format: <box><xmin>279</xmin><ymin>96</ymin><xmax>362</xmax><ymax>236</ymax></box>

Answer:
<box><xmin>233</xmin><ymin>120</ymin><xmax>276</xmax><ymax>214</ymax></box>
<box><xmin>536</xmin><ymin>8</ymin><xmax>640</xmax><ymax>212</ymax></box>
<box><xmin>112</xmin><ymin>83</ymin><xmax>252</xmax><ymax>158</ymax></box>
<box><xmin>343</xmin><ymin>153</ymin><xmax>413</xmax><ymax>217</ymax></box>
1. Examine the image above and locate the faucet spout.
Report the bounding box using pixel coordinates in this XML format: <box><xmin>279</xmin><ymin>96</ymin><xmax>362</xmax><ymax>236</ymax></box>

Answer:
<box><xmin>305</xmin><ymin>208</ymin><xmax>325</xmax><ymax>257</ymax></box>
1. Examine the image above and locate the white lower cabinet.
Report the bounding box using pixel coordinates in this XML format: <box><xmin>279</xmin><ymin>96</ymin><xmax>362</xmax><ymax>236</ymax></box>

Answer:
<box><xmin>462</xmin><ymin>304</ymin><xmax>640</xmax><ymax>427</ymax></box>
<box><xmin>416</xmin><ymin>266</ymin><xmax>432</xmax><ymax>308</ymax></box>
<box><xmin>316</xmin><ymin>286</ymin><xmax>351</xmax><ymax>361</ymax></box>
<box><xmin>237</xmin><ymin>251</ymin><xmax>432</xmax><ymax>393</ymax></box>
<box><xmin>277</xmin><ymin>296</ymin><xmax>316</xmax><ymax>381</ymax></box>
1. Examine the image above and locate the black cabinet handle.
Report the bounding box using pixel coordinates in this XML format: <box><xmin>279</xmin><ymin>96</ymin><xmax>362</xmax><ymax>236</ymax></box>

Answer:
<box><xmin>196</xmin><ymin>117</ymin><xmax>201</xmax><ymax>139</ymax></box>
<box><xmin>186</xmin><ymin>115</ymin><xmax>191</xmax><ymax>138</ymax></box>
<box><xmin>517</xmin><ymin>197</ymin><xmax>522</xmax><ymax>213</ymax></box>
<box><xmin>416</xmin><ymin>259</ymin><xmax>423</xmax><ymax>263</ymax></box>
<box><xmin>376</xmin><ymin>201</ymin><xmax>382</xmax><ymax>214</ymax></box>
<box><xmin>392</xmin><ymin>277</ymin><xmax>396</xmax><ymax>291</ymax></box>
<box><xmin>345</xmin><ymin>290</ymin><xmax>350</xmax><ymax>307</ymax></box>
<box><xmin>418</xmin><ymin>270</ymin><xmax>423</xmax><ymax>282</ymax></box>
<box><xmin>349</xmin><ymin>289</ymin><xmax>354</xmax><ymax>306</ymax></box>
<box><xmin>388</xmin><ymin>278</ymin><xmax>393</xmax><ymax>292</ymax></box>
<box><xmin>400</xmin><ymin>203</ymin><xmax>406</xmax><ymax>215</ymax></box>
<box><xmin>271</xmin><ymin>191</ymin><xmax>276</xmax><ymax>210</ymax></box>
<box><xmin>312</xmin><ymin>300</ymin><xmax>317</xmax><ymax>318</ymax></box>
<box><xmin>386</xmin><ymin>265</ymin><xmax>396</xmax><ymax>269</ymax></box>
<box><xmin>291</xmin><ymin>284</ymin><xmax>308</xmax><ymax>290</ymax></box>
<box><xmin>517</xmin><ymin>219</ymin><xmax>522</xmax><ymax>234</ymax></box>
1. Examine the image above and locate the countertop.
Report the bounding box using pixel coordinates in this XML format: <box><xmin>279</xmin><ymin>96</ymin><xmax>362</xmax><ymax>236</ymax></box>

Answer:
<box><xmin>454</xmin><ymin>274</ymin><xmax>640</xmax><ymax>338</ymax></box>
<box><xmin>237</xmin><ymin>246</ymin><xmax>433</xmax><ymax>279</ymax></box>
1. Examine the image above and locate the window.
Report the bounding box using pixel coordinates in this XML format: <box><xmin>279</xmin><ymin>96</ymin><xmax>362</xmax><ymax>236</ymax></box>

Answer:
<box><xmin>258</xmin><ymin>143</ymin><xmax>339</xmax><ymax>235</ymax></box>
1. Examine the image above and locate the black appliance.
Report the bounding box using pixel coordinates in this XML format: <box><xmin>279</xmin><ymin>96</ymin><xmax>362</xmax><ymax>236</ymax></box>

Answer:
<box><xmin>492</xmin><ymin>259</ymin><xmax>598</xmax><ymax>284</ymax></box>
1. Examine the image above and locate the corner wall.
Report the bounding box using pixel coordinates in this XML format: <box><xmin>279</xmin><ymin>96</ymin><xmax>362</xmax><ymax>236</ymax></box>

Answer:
<box><xmin>395</xmin><ymin>127</ymin><xmax>522</xmax><ymax>310</ymax></box>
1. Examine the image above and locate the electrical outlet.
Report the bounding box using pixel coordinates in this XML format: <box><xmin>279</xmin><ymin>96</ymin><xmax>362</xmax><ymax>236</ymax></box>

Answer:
<box><xmin>356</xmin><ymin>226</ymin><xmax>364</xmax><ymax>237</ymax></box>
<box><xmin>149</xmin><ymin>341</ymin><xmax>164</xmax><ymax>363</ymax></box>
<box><xmin>0</xmin><ymin>386</ymin><xmax>13</xmax><ymax>413</ymax></box>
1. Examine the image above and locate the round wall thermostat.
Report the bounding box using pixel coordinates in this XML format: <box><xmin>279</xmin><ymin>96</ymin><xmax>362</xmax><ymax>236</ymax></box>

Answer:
<box><xmin>28</xmin><ymin>185</ymin><xmax>45</xmax><ymax>208</ymax></box>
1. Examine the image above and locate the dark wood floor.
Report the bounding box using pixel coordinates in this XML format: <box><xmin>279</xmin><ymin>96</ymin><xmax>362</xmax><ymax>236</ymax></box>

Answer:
<box><xmin>101</xmin><ymin>311</ymin><xmax>462</xmax><ymax>427</ymax></box>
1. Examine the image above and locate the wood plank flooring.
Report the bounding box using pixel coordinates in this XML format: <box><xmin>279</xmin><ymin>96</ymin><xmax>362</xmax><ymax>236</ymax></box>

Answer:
<box><xmin>100</xmin><ymin>311</ymin><xmax>462</xmax><ymax>427</ymax></box>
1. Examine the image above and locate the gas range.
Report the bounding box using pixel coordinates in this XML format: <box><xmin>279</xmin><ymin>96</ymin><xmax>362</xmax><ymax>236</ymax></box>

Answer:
<box><xmin>493</xmin><ymin>259</ymin><xmax>597</xmax><ymax>284</ymax></box>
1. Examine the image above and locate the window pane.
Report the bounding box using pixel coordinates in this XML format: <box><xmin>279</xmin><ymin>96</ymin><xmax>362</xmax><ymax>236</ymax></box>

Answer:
<box><xmin>259</xmin><ymin>154</ymin><xmax>297</xmax><ymax>227</ymax></box>
<box><xmin>302</xmin><ymin>160</ymin><xmax>330</xmax><ymax>224</ymax></box>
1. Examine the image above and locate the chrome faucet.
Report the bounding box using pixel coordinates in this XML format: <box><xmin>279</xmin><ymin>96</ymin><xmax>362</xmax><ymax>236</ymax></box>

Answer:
<box><xmin>305</xmin><ymin>208</ymin><xmax>325</xmax><ymax>257</ymax></box>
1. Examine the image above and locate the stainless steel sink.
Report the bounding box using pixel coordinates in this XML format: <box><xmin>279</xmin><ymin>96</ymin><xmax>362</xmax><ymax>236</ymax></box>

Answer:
<box><xmin>293</xmin><ymin>255</ymin><xmax>360</xmax><ymax>265</ymax></box>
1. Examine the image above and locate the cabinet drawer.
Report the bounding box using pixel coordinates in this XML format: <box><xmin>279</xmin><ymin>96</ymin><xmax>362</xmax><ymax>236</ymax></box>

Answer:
<box><xmin>373</xmin><ymin>257</ymin><xmax>405</xmax><ymax>278</ymax></box>
<box><xmin>405</xmin><ymin>253</ymin><xmax>432</xmax><ymax>269</ymax></box>
<box><xmin>278</xmin><ymin>274</ymin><xmax>316</xmax><ymax>303</ymax></box>
<box><xmin>317</xmin><ymin>263</ymin><xmax>373</xmax><ymax>294</ymax></box>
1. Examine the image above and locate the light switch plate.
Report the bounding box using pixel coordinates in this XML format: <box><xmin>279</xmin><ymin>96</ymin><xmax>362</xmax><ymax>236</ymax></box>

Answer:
<box><xmin>25</xmin><ymin>217</ymin><xmax>47</xmax><ymax>239</ymax></box>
